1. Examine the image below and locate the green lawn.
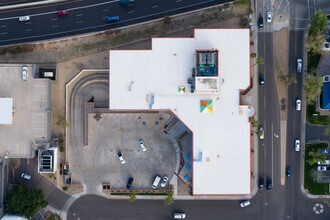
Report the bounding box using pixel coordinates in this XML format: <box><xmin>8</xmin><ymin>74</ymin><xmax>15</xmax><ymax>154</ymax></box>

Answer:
<box><xmin>306</xmin><ymin>102</ymin><xmax>329</xmax><ymax>125</ymax></box>
<box><xmin>304</xmin><ymin>143</ymin><xmax>329</xmax><ymax>195</ymax></box>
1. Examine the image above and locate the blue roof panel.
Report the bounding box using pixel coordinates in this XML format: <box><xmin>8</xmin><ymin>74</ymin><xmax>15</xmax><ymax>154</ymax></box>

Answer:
<box><xmin>322</xmin><ymin>82</ymin><xmax>330</xmax><ymax>109</ymax></box>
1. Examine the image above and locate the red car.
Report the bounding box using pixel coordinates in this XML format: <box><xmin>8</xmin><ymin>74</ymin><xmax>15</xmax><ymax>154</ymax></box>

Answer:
<box><xmin>57</xmin><ymin>10</ymin><xmax>69</xmax><ymax>16</ymax></box>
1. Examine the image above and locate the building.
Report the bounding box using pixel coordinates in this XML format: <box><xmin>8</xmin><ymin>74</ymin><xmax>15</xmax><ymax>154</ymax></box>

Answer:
<box><xmin>108</xmin><ymin>29</ymin><xmax>254</xmax><ymax>195</ymax></box>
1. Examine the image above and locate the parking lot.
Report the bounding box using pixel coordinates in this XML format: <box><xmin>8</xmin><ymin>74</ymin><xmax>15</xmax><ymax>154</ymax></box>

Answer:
<box><xmin>70</xmin><ymin>112</ymin><xmax>176</xmax><ymax>190</ymax></box>
<box><xmin>0</xmin><ymin>64</ymin><xmax>51</xmax><ymax>158</ymax></box>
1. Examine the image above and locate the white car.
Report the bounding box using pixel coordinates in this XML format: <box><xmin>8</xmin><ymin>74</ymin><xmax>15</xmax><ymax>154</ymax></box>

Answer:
<box><xmin>240</xmin><ymin>200</ymin><xmax>251</xmax><ymax>207</ymax></box>
<box><xmin>160</xmin><ymin>176</ymin><xmax>168</xmax><ymax>187</ymax></box>
<box><xmin>139</xmin><ymin>139</ymin><xmax>147</xmax><ymax>151</ymax></box>
<box><xmin>317</xmin><ymin>166</ymin><xmax>327</xmax><ymax>171</ymax></box>
<box><xmin>22</xmin><ymin>66</ymin><xmax>28</xmax><ymax>81</ymax></box>
<box><xmin>267</xmin><ymin>12</ymin><xmax>272</xmax><ymax>22</ymax></box>
<box><xmin>296</xmin><ymin>99</ymin><xmax>301</xmax><ymax>111</ymax></box>
<box><xmin>259</xmin><ymin>127</ymin><xmax>264</xmax><ymax>139</ymax></box>
<box><xmin>21</xmin><ymin>173</ymin><xmax>31</xmax><ymax>180</ymax></box>
<box><xmin>297</xmin><ymin>59</ymin><xmax>302</xmax><ymax>73</ymax></box>
<box><xmin>173</xmin><ymin>213</ymin><xmax>186</xmax><ymax>219</ymax></box>
<box><xmin>117</xmin><ymin>152</ymin><xmax>126</xmax><ymax>164</ymax></box>
<box><xmin>295</xmin><ymin>139</ymin><xmax>300</xmax><ymax>151</ymax></box>
<box><xmin>19</xmin><ymin>16</ymin><xmax>30</xmax><ymax>22</ymax></box>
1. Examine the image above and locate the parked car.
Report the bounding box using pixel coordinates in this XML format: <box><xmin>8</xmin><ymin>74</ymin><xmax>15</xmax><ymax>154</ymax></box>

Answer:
<box><xmin>267</xmin><ymin>12</ymin><xmax>272</xmax><ymax>22</ymax></box>
<box><xmin>259</xmin><ymin>16</ymin><xmax>264</xmax><ymax>28</ymax></box>
<box><xmin>22</xmin><ymin>66</ymin><xmax>28</xmax><ymax>81</ymax></box>
<box><xmin>21</xmin><ymin>173</ymin><xmax>31</xmax><ymax>180</ymax></box>
<box><xmin>240</xmin><ymin>200</ymin><xmax>251</xmax><ymax>208</ymax></box>
<box><xmin>259</xmin><ymin>74</ymin><xmax>264</xmax><ymax>86</ymax></box>
<box><xmin>139</xmin><ymin>139</ymin><xmax>147</xmax><ymax>151</ymax></box>
<box><xmin>286</xmin><ymin>167</ymin><xmax>291</xmax><ymax>177</ymax></box>
<box><xmin>161</xmin><ymin>176</ymin><xmax>168</xmax><ymax>187</ymax></box>
<box><xmin>173</xmin><ymin>213</ymin><xmax>186</xmax><ymax>219</ymax></box>
<box><xmin>152</xmin><ymin>175</ymin><xmax>161</xmax><ymax>189</ymax></box>
<box><xmin>117</xmin><ymin>152</ymin><xmax>126</xmax><ymax>164</ymax></box>
<box><xmin>321</xmin><ymin>149</ymin><xmax>329</xmax><ymax>154</ymax></box>
<box><xmin>296</xmin><ymin>99</ymin><xmax>301</xmax><ymax>111</ymax></box>
<box><xmin>58</xmin><ymin>10</ymin><xmax>69</xmax><ymax>16</ymax></box>
<box><xmin>317</xmin><ymin>166</ymin><xmax>327</xmax><ymax>171</ymax></box>
<box><xmin>297</xmin><ymin>59</ymin><xmax>302</xmax><ymax>73</ymax></box>
<box><xmin>317</xmin><ymin>160</ymin><xmax>330</xmax><ymax>165</ymax></box>
<box><xmin>295</xmin><ymin>139</ymin><xmax>300</xmax><ymax>151</ymax></box>
<box><xmin>259</xmin><ymin>177</ymin><xmax>264</xmax><ymax>190</ymax></box>
<box><xmin>108</xmin><ymin>16</ymin><xmax>119</xmax><ymax>22</ymax></box>
<box><xmin>267</xmin><ymin>179</ymin><xmax>272</xmax><ymax>191</ymax></box>
<box><xmin>126</xmin><ymin>177</ymin><xmax>134</xmax><ymax>189</ymax></box>
<box><xmin>19</xmin><ymin>16</ymin><xmax>30</xmax><ymax>21</ymax></box>
<box><xmin>259</xmin><ymin>126</ymin><xmax>264</xmax><ymax>139</ymax></box>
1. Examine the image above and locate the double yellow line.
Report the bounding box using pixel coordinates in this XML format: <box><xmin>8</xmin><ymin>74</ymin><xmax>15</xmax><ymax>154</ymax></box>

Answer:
<box><xmin>0</xmin><ymin>0</ymin><xmax>82</xmax><ymax>13</ymax></box>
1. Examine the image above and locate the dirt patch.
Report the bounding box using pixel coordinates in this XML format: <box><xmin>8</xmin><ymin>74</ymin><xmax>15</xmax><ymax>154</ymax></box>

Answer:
<box><xmin>273</xmin><ymin>28</ymin><xmax>289</xmax><ymax>120</ymax></box>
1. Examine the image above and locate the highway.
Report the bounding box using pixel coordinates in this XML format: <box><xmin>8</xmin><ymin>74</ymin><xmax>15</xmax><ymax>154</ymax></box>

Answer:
<box><xmin>0</xmin><ymin>0</ymin><xmax>233</xmax><ymax>45</ymax></box>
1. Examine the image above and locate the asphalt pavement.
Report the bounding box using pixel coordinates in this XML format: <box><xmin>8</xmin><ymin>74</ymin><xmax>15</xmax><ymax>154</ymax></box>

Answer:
<box><xmin>0</xmin><ymin>0</ymin><xmax>234</xmax><ymax>45</ymax></box>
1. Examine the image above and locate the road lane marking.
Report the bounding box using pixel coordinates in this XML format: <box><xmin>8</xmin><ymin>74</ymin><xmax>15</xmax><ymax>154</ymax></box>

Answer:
<box><xmin>51</xmin><ymin>18</ymin><xmax>58</xmax><ymax>21</ymax></box>
<box><xmin>51</xmin><ymin>25</ymin><xmax>58</xmax><ymax>28</ymax></box>
<box><xmin>25</xmin><ymin>29</ymin><xmax>32</xmax><ymax>31</ymax></box>
<box><xmin>25</xmin><ymin>22</ymin><xmax>31</xmax><ymax>24</ymax></box>
<box><xmin>0</xmin><ymin>0</ymin><xmax>83</xmax><ymax>15</ymax></box>
<box><xmin>128</xmin><ymin>11</ymin><xmax>134</xmax><ymax>13</ymax></box>
<box><xmin>0</xmin><ymin>0</ymin><xmax>222</xmax><ymax>43</ymax></box>
<box><xmin>152</xmin><ymin>5</ymin><xmax>159</xmax><ymax>8</ymax></box>
<box><xmin>0</xmin><ymin>25</ymin><xmax>7</xmax><ymax>28</ymax></box>
<box><xmin>0</xmin><ymin>32</ymin><xmax>7</xmax><ymax>35</ymax></box>
<box><xmin>76</xmin><ymin>21</ymin><xmax>83</xmax><ymax>24</ymax></box>
<box><xmin>176</xmin><ymin>0</ymin><xmax>183</xmax><ymax>2</ymax></box>
<box><xmin>103</xmin><ymin>9</ymin><xmax>109</xmax><ymax>12</ymax></box>
<box><xmin>76</xmin><ymin>14</ymin><xmax>83</xmax><ymax>17</ymax></box>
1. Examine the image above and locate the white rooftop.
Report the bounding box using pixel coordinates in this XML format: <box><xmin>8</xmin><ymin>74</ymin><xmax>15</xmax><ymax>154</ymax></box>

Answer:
<box><xmin>109</xmin><ymin>29</ymin><xmax>254</xmax><ymax>195</ymax></box>
<box><xmin>0</xmin><ymin>98</ymin><xmax>12</xmax><ymax>124</ymax></box>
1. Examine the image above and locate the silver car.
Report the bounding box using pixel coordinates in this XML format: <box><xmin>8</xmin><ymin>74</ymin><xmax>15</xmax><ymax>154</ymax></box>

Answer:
<box><xmin>297</xmin><ymin>59</ymin><xmax>302</xmax><ymax>73</ymax></box>
<box><xmin>139</xmin><ymin>139</ymin><xmax>147</xmax><ymax>151</ymax></box>
<box><xmin>22</xmin><ymin>66</ymin><xmax>28</xmax><ymax>81</ymax></box>
<box><xmin>19</xmin><ymin>16</ymin><xmax>30</xmax><ymax>22</ymax></box>
<box><xmin>295</xmin><ymin>139</ymin><xmax>300</xmax><ymax>151</ymax></box>
<box><xmin>259</xmin><ymin>127</ymin><xmax>264</xmax><ymax>139</ymax></box>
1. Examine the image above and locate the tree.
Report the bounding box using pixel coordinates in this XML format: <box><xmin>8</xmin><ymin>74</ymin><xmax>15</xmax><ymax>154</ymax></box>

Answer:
<box><xmin>306</xmin><ymin>149</ymin><xmax>327</xmax><ymax>166</ymax></box>
<box><xmin>278</xmin><ymin>72</ymin><xmax>298</xmax><ymax>86</ymax></box>
<box><xmin>56</xmin><ymin>115</ymin><xmax>69</xmax><ymax>130</ymax></box>
<box><xmin>128</xmin><ymin>192</ymin><xmax>136</xmax><ymax>202</ymax></box>
<box><xmin>303</xmin><ymin>74</ymin><xmax>323</xmax><ymax>104</ymax></box>
<box><xmin>249</xmin><ymin>116</ymin><xmax>260</xmax><ymax>128</ymax></box>
<box><xmin>307</xmin><ymin>9</ymin><xmax>327</xmax><ymax>54</ymax></box>
<box><xmin>164</xmin><ymin>190</ymin><xmax>174</xmax><ymax>206</ymax></box>
<box><xmin>250</xmin><ymin>52</ymin><xmax>257</xmax><ymax>58</ymax></box>
<box><xmin>5</xmin><ymin>184</ymin><xmax>48</xmax><ymax>218</ymax></box>
<box><xmin>251</xmin><ymin>57</ymin><xmax>264</xmax><ymax>68</ymax></box>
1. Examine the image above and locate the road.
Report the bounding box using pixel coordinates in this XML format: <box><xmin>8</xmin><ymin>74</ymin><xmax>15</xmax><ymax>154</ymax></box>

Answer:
<box><xmin>0</xmin><ymin>0</ymin><xmax>234</xmax><ymax>45</ymax></box>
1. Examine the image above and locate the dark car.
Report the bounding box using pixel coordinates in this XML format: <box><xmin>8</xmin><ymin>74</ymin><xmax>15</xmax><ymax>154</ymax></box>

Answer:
<box><xmin>267</xmin><ymin>179</ymin><xmax>272</xmax><ymax>191</ymax></box>
<box><xmin>259</xmin><ymin>17</ymin><xmax>264</xmax><ymax>28</ymax></box>
<box><xmin>126</xmin><ymin>177</ymin><xmax>134</xmax><ymax>189</ymax></box>
<box><xmin>259</xmin><ymin>177</ymin><xmax>264</xmax><ymax>190</ymax></box>
<box><xmin>286</xmin><ymin>167</ymin><xmax>292</xmax><ymax>177</ymax></box>
<box><xmin>259</xmin><ymin>74</ymin><xmax>264</xmax><ymax>86</ymax></box>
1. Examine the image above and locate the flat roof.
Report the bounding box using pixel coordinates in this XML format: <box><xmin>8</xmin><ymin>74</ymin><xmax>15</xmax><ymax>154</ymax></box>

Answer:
<box><xmin>0</xmin><ymin>98</ymin><xmax>12</xmax><ymax>124</ymax></box>
<box><xmin>109</xmin><ymin>29</ymin><xmax>253</xmax><ymax>195</ymax></box>
<box><xmin>0</xmin><ymin>65</ymin><xmax>51</xmax><ymax>158</ymax></box>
